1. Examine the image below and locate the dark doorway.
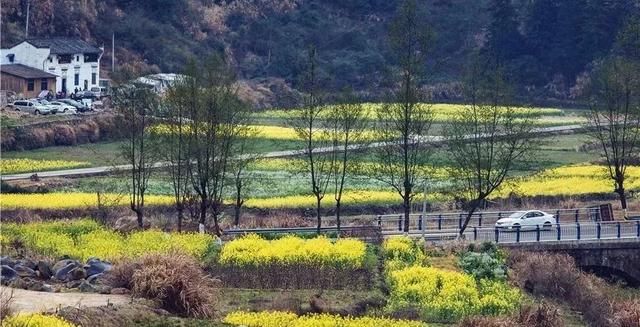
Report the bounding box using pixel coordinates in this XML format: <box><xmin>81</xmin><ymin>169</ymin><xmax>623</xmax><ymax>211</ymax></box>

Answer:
<box><xmin>62</xmin><ymin>78</ymin><xmax>67</xmax><ymax>93</ymax></box>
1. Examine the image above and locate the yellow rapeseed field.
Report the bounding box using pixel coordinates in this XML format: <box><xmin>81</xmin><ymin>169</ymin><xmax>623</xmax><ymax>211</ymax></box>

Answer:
<box><xmin>1</xmin><ymin>158</ymin><xmax>91</xmax><ymax>174</ymax></box>
<box><xmin>224</xmin><ymin>311</ymin><xmax>427</xmax><ymax>327</ymax></box>
<box><xmin>0</xmin><ymin>192</ymin><xmax>174</xmax><ymax>210</ymax></box>
<box><xmin>2</xmin><ymin>219</ymin><xmax>214</xmax><ymax>261</ymax></box>
<box><xmin>495</xmin><ymin>165</ymin><xmax>640</xmax><ymax>197</ymax></box>
<box><xmin>218</xmin><ymin>234</ymin><xmax>367</xmax><ymax>268</ymax></box>
<box><xmin>255</xmin><ymin>103</ymin><xmax>565</xmax><ymax>123</ymax></box>
<box><xmin>1</xmin><ymin>313</ymin><xmax>76</xmax><ymax>327</ymax></box>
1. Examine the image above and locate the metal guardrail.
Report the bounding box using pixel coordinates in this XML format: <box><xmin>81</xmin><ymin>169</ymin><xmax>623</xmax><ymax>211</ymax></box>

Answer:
<box><xmin>376</xmin><ymin>208</ymin><xmax>604</xmax><ymax>232</ymax></box>
<box><xmin>387</xmin><ymin>221</ymin><xmax>640</xmax><ymax>244</ymax></box>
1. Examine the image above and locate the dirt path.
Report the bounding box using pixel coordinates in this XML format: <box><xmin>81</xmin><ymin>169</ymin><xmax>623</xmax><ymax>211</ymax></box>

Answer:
<box><xmin>1</xmin><ymin>286</ymin><xmax>131</xmax><ymax>313</ymax></box>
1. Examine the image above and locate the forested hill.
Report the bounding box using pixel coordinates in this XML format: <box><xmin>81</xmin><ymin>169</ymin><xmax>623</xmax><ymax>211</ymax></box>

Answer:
<box><xmin>2</xmin><ymin>0</ymin><xmax>638</xmax><ymax>107</ymax></box>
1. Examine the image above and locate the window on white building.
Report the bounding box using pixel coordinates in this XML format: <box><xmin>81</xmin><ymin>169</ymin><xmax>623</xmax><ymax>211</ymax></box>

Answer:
<box><xmin>76</xmin><ymin>55</ymin><xmax>80</xmax><ymax>61</ymax></box>
<box><xmin>74</xmin><ymin>73</ymin><xmax>80</xmax><ymax>86</ymax></box>
<box><xmin>91</xmin><ymin>73</ymin><xmax>97</xmax><ymax>85</ymax></box>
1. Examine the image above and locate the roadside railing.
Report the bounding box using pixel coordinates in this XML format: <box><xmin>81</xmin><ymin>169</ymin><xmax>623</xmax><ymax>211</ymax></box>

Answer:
<box><xmin>376</xmin><ymin>208</ymin><xmax>604</xmax><ymax>233</ymax></box>
<box><xmin>387</xmin><ymin>221</ymin><xmax>640</xmax><ymax>244</ymax></box>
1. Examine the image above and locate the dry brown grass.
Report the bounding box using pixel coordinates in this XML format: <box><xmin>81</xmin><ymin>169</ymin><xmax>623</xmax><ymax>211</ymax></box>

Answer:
<box><xmin>130</xmin><ymin>253</ymin><xmax>218</xmax><ymax>318</ymax></box>
<box><xmin>508</xmin><ymin>251</ymin><xmax>636</xmax><ymax>327</ymax></box>
<box><xmin>458</xmin><ymin>302</ymin><xmax>562</xmax><ymax>327</ymax></box>
<box><xmin>612</xmin><ymin>299</ymin><xmax>640</xmax><ymax>327</ymax></box>
<box><xmin>0</xmin><ymin>288</ymin><xmax>14</xmax><ymax>321</ymax></box>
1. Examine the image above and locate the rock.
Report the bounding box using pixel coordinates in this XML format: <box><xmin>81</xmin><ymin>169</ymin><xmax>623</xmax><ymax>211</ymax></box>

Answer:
<box><xmin>79</xmin><ymin>280</ymin><xmax>97</xmax><ymax>293</ymax></box>
<box><xmin>53</xmin><ymin>259</ymin><xmax>78</xmax><ymax>274</ymax></box>
<box><xmin>86</xmin><ymin>273</ymin><xmax>103</xmax><ymax>285</ymax></box>
<box><xmin>17</xmin><ymin>259</ymin><xmax>37</xmax><ymax>271</ymax></box>
<box><xmin>0</xmin><ymin>265</ymin><xmax>18</xmax><ymax>283</ymax></box>
<box><xmin>66</xmin><ymin>280</ymin><xmax>82</xmax><ymax>289</ymax></box>
<box><xmin>36</xmin><ymin>260</ymin><xmax>53</xmax><ymax>280</ymax></box>
<box><xmin>69</xmin><ymin>267</ymin><xmax>86</xmax><ymax>281</ymax></box>
<box><xmin>110</xmin><ymin>287</ymin><xmax>130</xmax><ymax>295</ymax></box>
<box><xmin>114</xmin><ymin>216</ymin><xmax>150</xmax><ymax>233</ymax></box>
<box><xmin>11</xmin><ymin>277</ymin><xmax>51</xmax><ymax>292</ymax></box>
<box><xmin>0</xmin><ymin>256</ymin><xmax>16</xmax><ymax>268</ymax></box>
<box><xmin>55</xmin><ymin>263</ymin><xmax>79</xmax><ymax>281</ymax></box>
<box><xmin>85</xmin><ymin>259</ymin><xmax>112</xmax><ymax>277</ymax></box>
<box><xmin>13</xmin><ymin>264</ymin><xmax>37</xmax><ymax>278</ymax></box>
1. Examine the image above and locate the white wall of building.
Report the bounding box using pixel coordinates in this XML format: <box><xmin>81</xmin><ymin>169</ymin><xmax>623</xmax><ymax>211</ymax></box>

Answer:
<box><xmin>1</xmin><ymin>41</ymin><xmax>101</xmax><ymax>93</ymax></box>
<box><xmin>0</xmin><ymin>42</ymin><xmax>50</xmax><ymax>69</ymax></box>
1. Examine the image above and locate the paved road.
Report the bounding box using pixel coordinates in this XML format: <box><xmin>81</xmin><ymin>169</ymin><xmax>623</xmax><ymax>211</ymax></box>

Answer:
<box><xmin>385</xmin><ymin>221</ymin><xmax>640</xmax><ymax>244</ymax></box>
<box><xmin>1</xmin><ymin>286</ymin><xmax>130</xmax><ymax>313</ymax></box>
<box><xmin>1</xmin><ymin>124</ymin><xmax>583</xmax><ymax>181</ymax></box>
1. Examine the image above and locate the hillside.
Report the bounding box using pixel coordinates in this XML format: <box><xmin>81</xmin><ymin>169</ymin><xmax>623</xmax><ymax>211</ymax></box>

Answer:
<box><xmin>1</xmin><ymin>0</ymin><xmax>638</xmax><ymax>107</ymax></box>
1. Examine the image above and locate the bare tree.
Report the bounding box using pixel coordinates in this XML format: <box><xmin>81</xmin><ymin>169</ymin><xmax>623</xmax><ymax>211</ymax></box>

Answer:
<box><xmin>374</xmin><ymin>0</ymin><xmax>434</xmax><ymax>233</ymax></box>
<box><xmin>162</xmin><ymin>67</ymin><xmax>197</xmax><ymax>232</ymax></box>
<box><xmin>292</xmin><ymin>47</ymin><xmax>333</xmax><ymax>233</ymax></box>
<box><xmin>186</xmin><ymin>55</ymin><xmax>250</xmax><ymax>235</ymax></box>
<box><xmin>230</xmin><ymin>125</ymin><xmax>260</xmax><ymax>227</ymax></box>
<box><xmin>587</xmin><ymin>57</ymin><xmax>640</xmax><ymax>218</ymax></box>
<box><xmin>327</xmin><ymin>92</ymin><xmax>367</xmax><ymax>231</ymax></box>
<box><xmin>113</xmin><ymin>84</ymin><xmax>159</xmax><ymax>228</ymax></box>
<box><xmin>444</xmin><ymin>58</ymin><xmax>540</xmax><ymax>236</ymax></box>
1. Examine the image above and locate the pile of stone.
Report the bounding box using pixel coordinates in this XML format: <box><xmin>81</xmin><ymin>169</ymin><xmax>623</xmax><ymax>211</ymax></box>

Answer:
<box><xmin>0</xmin><ymin>256</ymin><xmax>115</xmax><ymax>293</ymax></box>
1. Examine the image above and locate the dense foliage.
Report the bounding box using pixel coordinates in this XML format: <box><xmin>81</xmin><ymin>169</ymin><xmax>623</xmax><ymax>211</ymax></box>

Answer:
<box><xmin>224</xmin><ymin>311</ymin><xmax>426</xmax><ymax>327</ymax></box>
<box><xmin>382</xmin><ymin>237</ymin><xmax>521</xmax><ymax>322</ymax></box>
<box><xmin>3</xmin><ymin>0</ymin><xmax>637</xmax><ymax>100</ymax></box>
<box><xmin>2</xmin><ymin>219</ymin><xmax>214</xmax><ymax>261</ymax></box>
<box><xmin>218</xmin><ymin>234</ymin><xmax>366</xmax><ymax>268</ymax></box>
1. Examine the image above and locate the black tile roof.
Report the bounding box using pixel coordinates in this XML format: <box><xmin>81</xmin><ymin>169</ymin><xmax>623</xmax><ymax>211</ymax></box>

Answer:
<box><xmin>25</xmin><ymin>37</ymin><xmax>102</xmax><ymax>55</ymax></box>
<box><xmin>1</xmin><ymin>64</ymin><xmax>58</xmax><ymax>79</ymax></box>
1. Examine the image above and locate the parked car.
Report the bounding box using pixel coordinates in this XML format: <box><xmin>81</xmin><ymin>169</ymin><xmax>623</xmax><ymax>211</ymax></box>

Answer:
<box><xmin>89</xmin><ymin>86</ymin><xmax>102</xmax><ymax>98</ymax></box>
<box><xmin>31</xmin><ymin>99</ymin><xmax>59</xmax><ymax>114</ymax></box>
<box><xmin>495</xmin><ymin>210</ymin><xmax>556</xmax><ymax>230</ymax></box>
<box><xmin>11</xmin><ymin>100</ymin><xmax>51</xmax><ymax>115</ymax></box>
<box><xmin>48</xmin><ymin>101</ymin><xmax>77</xmax><ymax>114</ymax></box>
<box><xmin>59</xmin><ymin>98</ymin><xmax>91</xmax><ymax>112</ymax></box>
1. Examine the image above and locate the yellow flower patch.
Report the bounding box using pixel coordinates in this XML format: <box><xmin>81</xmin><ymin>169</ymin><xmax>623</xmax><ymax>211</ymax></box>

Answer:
<box><xmin>218</xmin><ymin>234</ymin><xmax>366</xmax><ymax>268</ymax></box>
<box><xmin>2</xmin><ymin>313</ymin><xmax>76</xmax><ymax>327</ymax></box>
<box><xmin>224</xmin><ymin>311</ymin><xmax>426</xmax><ymax>327</ymax></box>
<box><xmin>1</xmin><ymin>159</ymin><xmax>91</xmax><ymax>174</ymax></box>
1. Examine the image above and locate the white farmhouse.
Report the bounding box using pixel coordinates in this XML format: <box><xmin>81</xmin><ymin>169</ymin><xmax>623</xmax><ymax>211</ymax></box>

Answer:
<box><xmin>1</xmin><ymin>38</ymin><xmax>103</xmax><ymax>94</ymax></box>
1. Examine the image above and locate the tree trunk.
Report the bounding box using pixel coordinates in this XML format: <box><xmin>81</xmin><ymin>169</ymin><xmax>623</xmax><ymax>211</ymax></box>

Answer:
<box><xmin>234</xmin><ymin>202</ymin><xmax>241</xmax><ymax>227</ymax></box>
<box><xmin>135</xmin><ymin>208</ymin><xmax>144</xmax><ymax>228</ymax></box>
<box><xmin>617</xmin><ymin>186</ymin><xmax>628</xmax><ymax>218</ymax></box>
<box><xmin>316</xmin><ymin>196</ymin><xmax>322</xmax><ymax>234</ymax></box>
<box><xmin>336</xmin><ymin>199</ymin><xmax>341</xmax><ymax>232</ymax></box>
<box><xmin>211</xmin><ymin>205</ymin><xmax>222</xmax><ymax>237</ymax></box>
<box><xmin>199</xmin><ymin>195</ymin><xmax>207</xmax><ymax>233</ymax></box>
<box><xmin>459</xmin><ymin>207</ymin><xmax>479</xmax><ymax>236</ymax></box>
<box><xmin>403</xmin><ymin>195</ymin><xmax>411</xmax><ymax>233</ymax></box>
<box><xmin>177</xmin><ymin>206</ymin><xmax>184</xmax><ymax>232</ymax></box>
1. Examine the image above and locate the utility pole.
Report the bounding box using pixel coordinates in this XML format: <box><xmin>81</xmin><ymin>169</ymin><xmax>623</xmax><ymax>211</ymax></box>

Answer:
<box><xmin>112</xmin><ymin>32</ymin><xmax>115</xmax><ymax>72</ymax></box>
<box><xmin>25</xmin><ymin>0</ymin><xmax>30</xmax><ymax>38</ymax></box>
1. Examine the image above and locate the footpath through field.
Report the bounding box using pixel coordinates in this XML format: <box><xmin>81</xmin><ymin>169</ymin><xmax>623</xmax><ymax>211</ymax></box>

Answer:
<box><xmin>0</xmin><ymin>124</ymin><xmax>583</xmax><ymax>181</ymax></box>
<box><xmin>1</xmin><ymin>286</ymin><xmax>130</xmax><ymax>313</ymax></box>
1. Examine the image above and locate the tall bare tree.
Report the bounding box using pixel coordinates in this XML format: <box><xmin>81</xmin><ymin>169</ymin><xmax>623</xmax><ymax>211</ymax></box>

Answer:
<box><xmin>113</xmin><ymin>85</ymin><xmax>159</xmax><ymax>228</ymax></box>
<box><xmin>587</xmin><ymin>57</ymin><xmax>640</xmax><ymax>217</ymax></box>
<box><xmin>230</xmin><ymin>125</ymin><xmax>260</xmax><ymax>227</ymax></box>
<box><xmin>292</xmin><ymin>47</ymin><xmax>333</xmax><ymax>233</ymax></box>
<box><xmin>162</xmin><ymin>66</ymin><xmax>198</xmax><ymax>232</ymax></box>
<box><xmin>186</xmin><ymin>55</ymin><xmax>250</xmax><ymax>235</ymax></box>
<box><xmin>374</xmin><ymin>0</ymin><xmax>434</xmax><ymax>233</ymax></box>
<box><xmin>327</xmin><ymin>92</ymin><xmax>367</xmax><ymax>231</ymax></box>
<box><xmin>444</xmin><ymin>58</ymin><xmax>540</xmax><ymax>235</ymax></box>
